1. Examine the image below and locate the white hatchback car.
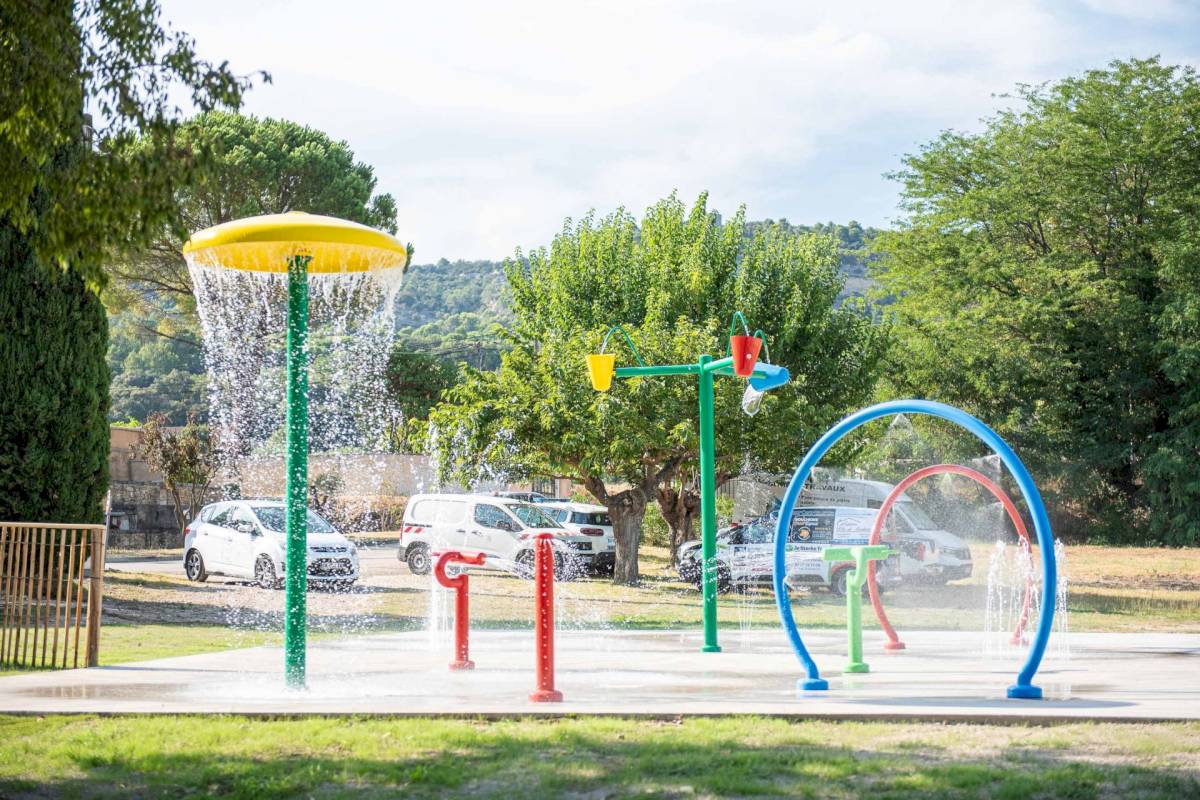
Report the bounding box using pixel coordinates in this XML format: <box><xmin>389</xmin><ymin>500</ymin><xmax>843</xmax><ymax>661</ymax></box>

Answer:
<box><xmin>397</xmin><ymin>493</ymin><xmax>589</xmax><ymax>579</ymax></box>
<box><xmin>183</xmin><ymin>500</ymin><xmax>360</xmax><ymax>590</ymax></box>
<box><xmin>538</xmin><ymin>502</ymin><xmax>615</xmax><ymax>575</ymax></box>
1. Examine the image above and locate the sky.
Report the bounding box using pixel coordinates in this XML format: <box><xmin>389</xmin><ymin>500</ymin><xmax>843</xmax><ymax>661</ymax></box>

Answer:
<box><xmin>161</xmin><ymin>0</ymin><xmax>1199</xmax><ymax>262</ymax></box>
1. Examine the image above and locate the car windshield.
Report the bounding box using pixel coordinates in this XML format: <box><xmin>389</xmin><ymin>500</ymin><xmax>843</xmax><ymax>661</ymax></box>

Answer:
<box><xmin>898</xmin><ymin>501</ymin><xmax>939</xmax><ymax>531</ymax></box>
<box><xmin>507</xmin><ymin>504</ymin><xmax>562</xmax><ymax>529</ymax></box>
<box><xmin>572</xmin><ymin>511</ymin><xmax>611</xmax><ymax>526</ymax></box>
<box><xmin>252</xmin><ymin>506</ymin><xmax>336</xmax><ymax>534</ymax></box>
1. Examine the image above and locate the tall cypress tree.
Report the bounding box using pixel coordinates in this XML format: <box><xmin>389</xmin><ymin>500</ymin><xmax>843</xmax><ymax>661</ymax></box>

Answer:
<box><xmin>0</xmin><ymin>223</ymin><xmax>109</xmax><ymax>523</ymax></box>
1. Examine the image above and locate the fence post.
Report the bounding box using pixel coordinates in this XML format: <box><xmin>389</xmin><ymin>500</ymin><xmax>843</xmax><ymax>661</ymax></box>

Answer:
<box><xmin>85</xmin><ymin>527</ymin><xmax>105</xmax><ymax>667</ymax></box>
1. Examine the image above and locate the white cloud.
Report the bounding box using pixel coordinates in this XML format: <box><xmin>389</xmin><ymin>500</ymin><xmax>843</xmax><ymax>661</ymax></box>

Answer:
<box><xmin>162</xmin><ymin>0</ymin><xmax>1196</xmax><ymax>259</ymax></box>
<box><xmin>1079</xmin><ymin>0</ymin><xmax>1190</xmax><ymax>21</ymax></box>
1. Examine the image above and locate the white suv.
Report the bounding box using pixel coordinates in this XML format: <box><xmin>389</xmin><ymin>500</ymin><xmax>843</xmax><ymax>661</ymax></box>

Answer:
<box><xmin>538</xmin><ymin>502</ymin><xmax>615</xmax><ymax>575</ymax></box>
<box><xmin>183</xmin><ymin>500</ymin><xmax>360</xmax><ymax>590</ymax></box>
<box><xmin>397</xmin><ymin>493</ymin><xmax>589</xmax><ymax>579</ymax></box>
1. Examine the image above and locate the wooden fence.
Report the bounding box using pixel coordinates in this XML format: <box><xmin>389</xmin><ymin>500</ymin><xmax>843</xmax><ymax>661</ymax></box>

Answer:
<box><xmin>0</xmin><ymin>523</ymin><xmax>106</xmax><ymax>669</ymax></box>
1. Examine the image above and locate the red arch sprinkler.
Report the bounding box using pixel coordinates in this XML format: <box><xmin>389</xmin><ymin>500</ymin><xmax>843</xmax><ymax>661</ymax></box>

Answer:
<box><xmin>865</xmin><ymin>463</ymin><xmax>1035</xmax><ymax>652</ymax></box>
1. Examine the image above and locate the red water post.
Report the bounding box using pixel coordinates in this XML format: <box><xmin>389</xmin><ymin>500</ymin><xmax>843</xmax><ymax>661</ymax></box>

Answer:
<box><xmin>529</xmin><ymin>533</ymin><xmax>563</xmax><ymax>702</ymax></box>
<box><xmin>433</xmin><ymin>550</ymin><xmax>487</xmax><ymax>670</ymax></box>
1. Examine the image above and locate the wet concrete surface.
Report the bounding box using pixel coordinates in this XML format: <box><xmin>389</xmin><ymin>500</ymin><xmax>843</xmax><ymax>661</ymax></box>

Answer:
<box><xmin>1</xmin><ymin>629</ymin><xmax>1197</xmax><ymax>720</ymax></box>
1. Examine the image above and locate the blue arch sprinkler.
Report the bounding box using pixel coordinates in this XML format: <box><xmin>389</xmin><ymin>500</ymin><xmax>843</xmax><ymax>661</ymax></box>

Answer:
<box><xmin>772</xmin><ymin>399</ymin><xmax>1057</xmax><ymax>699</ymax></box>
<box><xmin>588</xmin><ymin>314</ymin><xmax>789</xmax><ymax>653</ymax></box>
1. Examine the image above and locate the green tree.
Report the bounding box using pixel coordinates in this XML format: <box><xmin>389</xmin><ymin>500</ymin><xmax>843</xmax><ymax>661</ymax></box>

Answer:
<box><xmin>103</xmin><ymin>112</ymin><xmax>402</xmax><ymax>439</ymax></box>
<box><xmin>384</xmin><ymin>346</ymin><xmax>459</xmax><ymax>453</ymax></box>
<box><xmin>432</xmin><ymin>193</ymin><xmax>885</xmax><ymax>582</ymax></box>
<box><xmin>105</xmin><ymin>110</ymin><xmax>399</xmax><ymax>326</ymax></box>
<box><xmin>135</xmin><ymin>412</ymin><xmax>219</xmax><ymax>537</ymax></box>
<box><xmin>1</xmin><ymin>1</ymin><xmax>261</xmax><ymax>281</ymax></box>
<box><xmin>873</xmin><ymin>57</ymin><xmax>1200</xmax><ymax>545</ymax></box>
<box><xmin>0</xmin><ymin>228</ymin><xmax>109</xmax><ymax>523</ymax></box>
<box><xmin>1</xmin><ymin>2</ymin><xmax>254</xmax><ymax>523</ymax></box>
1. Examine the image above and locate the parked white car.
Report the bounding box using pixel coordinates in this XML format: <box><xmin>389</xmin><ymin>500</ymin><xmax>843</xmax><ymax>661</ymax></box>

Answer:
<box><xmin>676</xmin><ymin>506</ymin><xmax>904</xmax><ymax>596</ymax></box>
<box><xmin>397</xmin><ymin>493</ymin><xmax>589</xmax><ymax>579</ymax></box>
<box><xmin>183</xmin><ymin>500</ymin><xmax>359</xmax><ymax>590</ymax></box>
<box><xmin>538</xmin><ymin>502</ymin><xmax>615</xmax><ymax>575</ymax></box>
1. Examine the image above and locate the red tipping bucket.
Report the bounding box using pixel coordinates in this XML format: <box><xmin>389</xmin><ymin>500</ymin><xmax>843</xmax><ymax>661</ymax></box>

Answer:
<box><xmin>730</xmin><ymin>334</ymin><xmax>762</xmax><ymax>377</ymax></box>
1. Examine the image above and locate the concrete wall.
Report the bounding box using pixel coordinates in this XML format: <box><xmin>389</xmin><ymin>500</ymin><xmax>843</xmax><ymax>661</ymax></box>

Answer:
<box><xmin>235</xmin><ymin>453</ymin><xmax>446</xmax><ymax>500</ymax></box>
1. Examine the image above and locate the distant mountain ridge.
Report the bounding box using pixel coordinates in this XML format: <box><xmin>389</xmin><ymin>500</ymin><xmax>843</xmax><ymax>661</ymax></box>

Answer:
<box><xmin>395</xmin><ymin>220</ymin><xmax>880</xmax><ymax>349</ymax></box>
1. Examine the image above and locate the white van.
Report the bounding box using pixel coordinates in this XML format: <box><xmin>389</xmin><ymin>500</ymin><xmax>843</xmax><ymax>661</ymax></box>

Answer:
<box><xmin>396</xmin><ymin>493</ymin><xmax>592</xmax><ymax>579</ymax></box>
<box><xmin>799</xmin><ymin>477</ymin><xmax>973</xmax><ymax>583</ymax></box>
<box><xmin>676</xmin><ymin>506</ymin><xmax>904</xmax><ymax>596</ymax></box>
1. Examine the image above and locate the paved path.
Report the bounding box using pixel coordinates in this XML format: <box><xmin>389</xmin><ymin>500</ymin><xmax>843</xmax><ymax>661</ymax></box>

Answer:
<box><xmin>1</xmin><ymin>630</ymin><xmax>1196</xmax><ymax>720</ymax></box>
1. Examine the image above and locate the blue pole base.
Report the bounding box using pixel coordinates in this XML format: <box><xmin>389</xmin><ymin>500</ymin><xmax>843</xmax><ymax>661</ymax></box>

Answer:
<box><xmin>701</xmin><ymin>644</ymin><xmax>722</xmax><ymax>653</ymax></box>
<box><xmin>844</xmin><ymin>662</ymin><xmax>870</xmax><ymax>674</ymax></box>
<box><xmin>1007</xmin><ymin>683</ymin><xmax>1043</xmax><ymax>699</ymax></box>
<box><xmin>797</xmin><ymin>677</ymin><xmax>829</xmax><ymax>692</ymax></box>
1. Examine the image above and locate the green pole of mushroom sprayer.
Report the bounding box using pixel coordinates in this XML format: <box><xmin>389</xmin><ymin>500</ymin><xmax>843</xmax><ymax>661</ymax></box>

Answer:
<box><xmin>284</xmin><ymin>254</ymin><xmax>311</xmax><ymax>688</ymax></box>
<box><xmin>697</xmin><ymin>354</ymin><xmax>721</xmax><ymax>652</ymax></box>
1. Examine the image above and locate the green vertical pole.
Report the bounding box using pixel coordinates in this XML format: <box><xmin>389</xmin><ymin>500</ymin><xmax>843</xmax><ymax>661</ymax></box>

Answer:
<box><xmin>284</xmin><ymin>254</ymin><xmax>311</xmax><ymax>688</ymax></box>
<box><xmin>697</xmin><ymin>354</ymin><xmax>720</xmax><ymax>653</ymax></box>
<box><xmin>823</xmin><ymin>545</ymin><xmax>889</xmax><ymax>674</ymax></box>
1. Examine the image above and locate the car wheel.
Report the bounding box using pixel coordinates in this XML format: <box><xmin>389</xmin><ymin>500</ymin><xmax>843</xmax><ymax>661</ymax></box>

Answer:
<box><xmin>554</xmin><ymin>552</ymin><xmax>585</xmax><ymax>582</ymax></box>
<box><xmin>185</xmin><ymin>549</ymin><xmax>208</xmax><ymax>582</ymax></box>
<box><xmin>831</xmin><ymin>568</ymin><xmax>871</xmax><ymax>598</ymax></box>
<box><xmin>715</xmin><ymin>562</ymin><xmax>733</xmax><ymax>594</ymax></box>
<box><xmin>406</xmin><ymin>543</ymin><xmax>431</xmax><ymax>575</ymax></box>
<box><xmin>692</xmin><ymin>561</ymin><xmax>732</xmax><ymax>593</ymax></box>
<box><xmin>255</xmin><ymin>556</ymin><xmax>279</xmax><ymax>590</ymax></box>
<box><xmin>514</xmin><ymin>549</ymin><xmax>536</xmax><ymax>579</ymax></box>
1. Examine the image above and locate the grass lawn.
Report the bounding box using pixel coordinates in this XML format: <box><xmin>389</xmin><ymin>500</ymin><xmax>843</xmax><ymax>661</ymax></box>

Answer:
<box><xmin>0</xmin><ymin>715</ymin><xmax>1196</xmax><ymax>799</ymax></box>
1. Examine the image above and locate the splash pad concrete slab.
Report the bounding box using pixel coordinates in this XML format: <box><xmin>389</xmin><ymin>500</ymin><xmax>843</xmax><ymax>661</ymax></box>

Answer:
<box><xmin>1</xmin><ymin>630</ymin><xmax>1196</xmax><ymax>720</ymax></box>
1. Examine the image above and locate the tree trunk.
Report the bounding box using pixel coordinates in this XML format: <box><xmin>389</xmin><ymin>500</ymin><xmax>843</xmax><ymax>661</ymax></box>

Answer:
<box><xmin>580</xmin><ymin>457</ymin><xmax>685</xmax><ymax>586</ymax></box>
<box><xmin>608</xmin><ymin>489</ymin><xmax>648</xmax><ymax>585</ymax></box>
<box><xmin>657</xmin><ymin>484</ymin><xmax>700</xmax><ymax>568</ymax></box>
<box><xmin>168</xmin><ymin>484</ymin><xmax>187</xmax><ymax>539</ymax></box>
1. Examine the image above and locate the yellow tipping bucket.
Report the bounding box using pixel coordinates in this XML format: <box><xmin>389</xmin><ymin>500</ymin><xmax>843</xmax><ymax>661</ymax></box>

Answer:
<box><xmin>586</xmin><ymin>354</ymin><xmax>616</xmax><ymax>391</ymax></box>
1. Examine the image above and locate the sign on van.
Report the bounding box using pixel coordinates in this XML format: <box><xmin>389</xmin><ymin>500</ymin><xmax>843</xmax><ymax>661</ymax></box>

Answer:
<box><xmin>800</xmin><ymin>482</ymin><xmax>857</xmax><ymax>507</ymax></box>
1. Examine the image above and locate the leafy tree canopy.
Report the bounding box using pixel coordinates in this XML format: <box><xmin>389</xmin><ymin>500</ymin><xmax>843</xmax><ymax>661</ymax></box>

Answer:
<box><xmin>872</xmin><ymin>57</ymin><xmax>1200</xmax><ymax>545</ymax></box>
<box><xmin>1</xmin><ymin>1</ymin><xmax>263</xmax><ymax>283</ymax></box>
<box><xmin>105</xmin><ymin>110</ymin><xmax>398</xmax><ymax>324</ymax></box>
<box><xmin>431</xmin><ymin>193</ymin><xmax>886</xmax><ymax>582</ymax></box>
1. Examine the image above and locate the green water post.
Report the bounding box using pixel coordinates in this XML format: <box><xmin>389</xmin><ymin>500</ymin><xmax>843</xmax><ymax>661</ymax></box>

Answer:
<box><xmin>284</xmin><ymin>254</ymin><xmax>312</xmax><ymax>688</ymax></box>
<box><xmin>597</xmin><ymin>318</ymin><xmax>789</xmax><ymax>655</ymax></box>
<box><xmin>823</xmin><ymin>544</ymin><xmax>891</xmax><ymax>674</ymax></box>
<box><xmin>697</xmin><ymin>355</ymin><xmax>720</xmax><ymax>652</ymax></box>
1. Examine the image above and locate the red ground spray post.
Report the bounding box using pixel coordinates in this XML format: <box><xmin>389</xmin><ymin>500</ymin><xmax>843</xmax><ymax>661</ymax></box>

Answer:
<box><xmin>529</xmin><ymin>533</ymin><xmax>563</xmax><ymax>702</ymax></box>
<box><xmin>434</xmin><ymin>550</ymin><xmax>487</xmax><ymax>670</ymax></box>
